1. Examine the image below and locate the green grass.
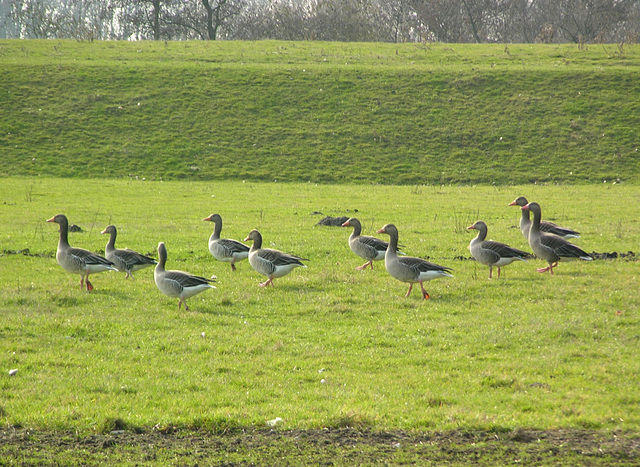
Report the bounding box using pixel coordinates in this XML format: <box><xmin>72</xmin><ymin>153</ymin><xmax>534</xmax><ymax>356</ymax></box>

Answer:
<box><xmin>1</xmin><ymin>40</ymin><xmax>639</xmax><ymax>184</ymax></box>
<box><xmin>1</xmin><ymin>177</ymin><xmax>639</xmax><ymax>436</ymax></box>
<box><xmin>1</xmin><ymin>39</ymin><xmax>639</xmax><ymax>463</ymax></box>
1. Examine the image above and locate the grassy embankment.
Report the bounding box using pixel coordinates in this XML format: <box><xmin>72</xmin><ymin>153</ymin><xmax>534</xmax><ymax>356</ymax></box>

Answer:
<box><xmin>0</xmin><ymin>40</ymin><xmax>639</xmax><ymax>184</ymax></box>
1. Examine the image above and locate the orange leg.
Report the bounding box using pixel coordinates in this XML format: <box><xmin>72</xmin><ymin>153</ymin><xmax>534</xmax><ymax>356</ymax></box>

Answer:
<box><xmin>537</xmin><ymin>262</ymin><xmax>558</xmax><ymax>274</ymax></box>
<box><xmin>405</xmin><ymin>283</ymin><xmax>413</xmax><ymax>297</ymax></box>
<box><xmin>260</xmin><ymin>277</ymin><xmax>274</xmax><ymax>287</ymax></box>
<box><xmin>419</xmin><ymin>282</ymin><xmax>430</xmax><ymax>300</ymax></box>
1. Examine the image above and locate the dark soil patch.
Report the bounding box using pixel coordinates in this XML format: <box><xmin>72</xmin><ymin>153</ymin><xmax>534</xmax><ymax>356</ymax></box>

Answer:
<box><xmin>590</xmin><ymin>251</ymin><xmax>637</xmax><ymax>261</ymax></box>
<box><xmin>1</xmin><ymin>428</ymin><xmax>638</xmax><ymax>465</ymax></box>
<box><xmin>316</xmin><ymin>216</ymin><xmax>350</xmax><ymax>226</ymax></box>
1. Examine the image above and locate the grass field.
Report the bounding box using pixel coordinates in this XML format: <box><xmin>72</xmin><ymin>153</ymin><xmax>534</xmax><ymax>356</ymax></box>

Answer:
<box><xmin>1</xmin><ymin>177</ymin><xmax>639</xmax><ymax>463</ymax></box>
<box><xmin>1</xmin><ymin>40</ymin><xmax>639</xmax><ymax>184</ymax></box>
<box><xmin>1</xmin><ymin>39</ymin><xmax>640</xmax><ymax>464</ymax></box>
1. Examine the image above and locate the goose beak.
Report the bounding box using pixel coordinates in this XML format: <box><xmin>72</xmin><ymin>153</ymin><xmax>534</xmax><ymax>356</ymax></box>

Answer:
<box><xmin>341</xmin><ymin>221</ymin><xmax>350</xmax><ymax>227</ymax></box>
<box><xmin>521</xmin><ymin>204</ymin><xmax>530</xmax><ymax>211</ymax></box>
<box><xmin>508</xmin><ymin>200</ymin><xmax>518</xmax><ymax>206</ymax></box>
<box><xmin>46</xmin><ymin>216</ymin><xmax>55</xmax><ymax>223</ymax></box>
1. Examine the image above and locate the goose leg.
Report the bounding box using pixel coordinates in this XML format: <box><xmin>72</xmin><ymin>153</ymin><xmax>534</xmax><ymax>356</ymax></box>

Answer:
<box><xmin>488</xmin><ymin>266</ymin><xmax>493</xmax><ymax>279</ymax></box>
<box><xmin>260</xmin><ymin>277</ymin><xmax>274</xmax><ymax>287</ymax></box>
<box><xmin>230</xmin><ymin>262</ymin><xmax>237</xmax><ymax>272</ymax></box>
<box><xmin>537</xmin><ymin>261</ymin><xmax>558</xmax><ymax>273</ymax></box>
<box><xmin>178</xmin><ymin>297</ymin><xmax>190</xmax><ymax>311</ymax></box>
<box><xmin>356</xmin><ymin>260</ymin><xmax>372</xmax><ymax>270</ymax></box>
<box><xmin>405</xmin><ymin>283</ymin><xmax>413</xmax><ymax>297</ymax></box>
<box><xmin>419</xmin><ymin>282</ymin><xmax>430</xmax><ymax>300</ymax></box>
<box><xmin>85</xmin><ymin>276</ymin><xmax>94</xmax><ymax>291</ymax></box>
<box><xmin>497</xmin><ymin>267</ymin><xmax>502</xmax><ymax>279</ymax></box>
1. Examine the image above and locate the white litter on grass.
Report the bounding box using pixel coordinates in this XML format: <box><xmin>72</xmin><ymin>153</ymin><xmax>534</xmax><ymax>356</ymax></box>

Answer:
<box><xmin>9</xmin><ymin>369</ymin><xmax>17</xmax><ymax>376</ymax></box>
<box><xmin>266</xmin><ymin>417</ymin><xmax>283</xmax><ymax>427</ymax></box>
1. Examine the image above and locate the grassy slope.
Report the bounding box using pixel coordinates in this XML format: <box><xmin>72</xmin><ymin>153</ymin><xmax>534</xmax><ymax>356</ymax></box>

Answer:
<box><xmin>1</xmin><ymin>40</ymin><xmax>639</xmax><ymax>184</ymax></box>
<box><xmin>0</xmin><ymin>178</ymin><xmax>638</xmax><ymax>436</ymax></box>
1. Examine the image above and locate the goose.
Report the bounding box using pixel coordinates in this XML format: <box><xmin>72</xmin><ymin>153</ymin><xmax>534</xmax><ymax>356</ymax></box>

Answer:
<box><xmin>244</xmin><ymin>229</ymin><xmax>308</xmax><ymax>287</ymax></box>
<box><xmin>521</xmin><ymin>202</ymin><xmax>592</xmax><ymax>274</ymax></box>
<box><xmin>467</xmin><ymin>220</ymin><xmax>530</xmax><ymax>279</ymax></box>
<box><xmin>154</xmin><ymin>242</ymin><xmax>216</xmax><ymax>311</ymax></box>
<box><xmin>509</xmin><ymin>196</ymin><xmax>580</xmax><ymax>239</ymax></box>
<box><xmin>203</xmin><ymin>213</ymin><xmax>250</xmax><ymax>271</ymax></box>
<box><xmin>47</xmin><ymin>214</ymin><xmax>117</xmax><ymax>291</ymax></box>
<box><xmin>377</xmin><ymin>224</ymin><xmax>453</xmax><ymax>299</ymax></box>
<box><xmin>342</xmin><ymin>217</ymin><xmax>390</xmax><ymax>270</ymax></box>
<box><xmin>101</xmin><ymin>225</ymin><xmax>157</xmax><ymax>279</ymax></box>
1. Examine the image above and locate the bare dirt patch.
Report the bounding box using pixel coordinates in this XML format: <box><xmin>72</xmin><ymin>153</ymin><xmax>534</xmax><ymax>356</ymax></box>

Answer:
<box><xmin>2</xmin><ymin>428</ymin><xmax>639</xmax><ymax>465</ymax></box>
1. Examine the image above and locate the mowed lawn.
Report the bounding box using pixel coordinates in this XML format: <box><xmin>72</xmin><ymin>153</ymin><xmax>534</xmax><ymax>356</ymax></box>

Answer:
<box><xmin>0</xmin><ymin>177</ymin><xmax>638</xmax><ymax>434</ymax></box>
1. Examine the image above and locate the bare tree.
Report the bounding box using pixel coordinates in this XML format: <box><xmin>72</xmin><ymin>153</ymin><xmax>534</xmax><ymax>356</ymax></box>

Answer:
<box><xmin>5</xmin><ymin>0</ymin><xmax>62</xmax><ymax>38</ymax></box>
<box><xmin>114</xmin><ymin>0</ymin><xmax>166</xmax><ymax>40</ymax></box>
<box><xmin>2</xmin><ymin>0</ymin><xmax>639</xmax><ymax>42</ymax></box>
<box><xmin>201</xmin><ymin>0</ymin><xmax>223</xmax><ymax>39</ymax></box>
<box><xmin>150</xmin><ymin>0</ymin><xmax>161</xmax><ymax>39</ymax></box>
<box><xmin>554</xmin><ymin>0</ymin><xmax>635</xmax><ymax>43</ymax></box>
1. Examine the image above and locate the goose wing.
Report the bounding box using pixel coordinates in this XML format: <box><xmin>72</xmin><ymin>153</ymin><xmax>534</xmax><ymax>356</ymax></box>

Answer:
<box><xmin>358</xmin><ymin>235</ymin><xmax>405</xmax><ymax>256</ymax></box>
<box><xmin>540</xmin><ymin>222</ymin><xmax>580</xmax><ymax>238</ymax></box>
<box><xmin>399</xmin><ymin>256</ymin><xmax>452</xmax><ymax>275</ymax></box>
<box><xmin>164</xmin><ymin>270</ymin><xmax>215</xmax><ymax>289</ymax></box>
<box><xmin>218</xmin><ymin>238</ymin><xmax>250</xmax><ymax>255</ymax></box>
<box><xmin>68</xmin><ymin>247</ymin><xmax>114</xmax><ymax>267</ymax></box>
<box><xmin>116</xmin><ymin>248</ymin><xmax>157</xmax><ymax>268</ymax></box>
<box><xmin>357</xmin><ymin>235</ymin><xmax>389</xmax><ymax>253</ymax></box>
<box><xmin>540</xmin><ymin>235</ymin><xmax>590</xmax><ymax>259</ymax></box>
<box><xmin>258</xmin><ymin>248</ymin><xmax>308</xmax><ymax>267</ymax></box>
<box><xmin>553</xmin><ymin>242</ymin><xmax>591</xmax><ymax>260</ymax></box>
<box><xmin>482</xmin><ymin>240</ymin><xmax>530</xmax><ymax>259</ymax></box>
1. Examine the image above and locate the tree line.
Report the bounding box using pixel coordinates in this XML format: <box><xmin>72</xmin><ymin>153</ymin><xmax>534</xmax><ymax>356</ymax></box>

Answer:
<box><xmin>1</xmin><ymin>0</ymin><xmax>638</xmax><ymax>43</ymax></box>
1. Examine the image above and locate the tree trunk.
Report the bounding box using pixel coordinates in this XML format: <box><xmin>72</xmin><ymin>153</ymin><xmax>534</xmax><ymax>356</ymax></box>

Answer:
<box><xmin>201</xmin><ymin>0</ymin><xmax>226</xmax><ymax>40</ymax></box>
<box><xmin>461</xmin><ymin>0</ymin><xmax>482</xmax><ymax>43</ymax></box>
<box><xmin>152</xmin><ymin>0</ymin><xmax>161</xmax><ymax>40</ymax></box>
